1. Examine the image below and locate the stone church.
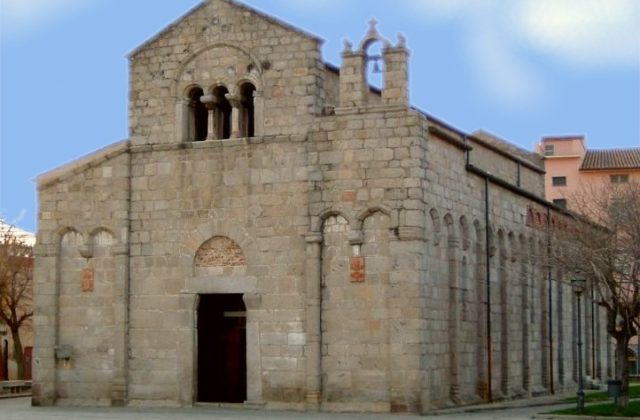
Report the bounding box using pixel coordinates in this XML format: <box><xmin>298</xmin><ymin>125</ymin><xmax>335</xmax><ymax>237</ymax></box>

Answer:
<box><xmin>33</xmin><ymin>0</ymin><xmax>613</xmax><ymax>413</ymax></box>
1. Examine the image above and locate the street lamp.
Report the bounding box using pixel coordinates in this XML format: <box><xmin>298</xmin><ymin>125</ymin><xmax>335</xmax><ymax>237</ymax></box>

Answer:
<box><xmin>572</xmin><ymin>273</ymin><xmax>587</xmax><ymax>414</ymax></box>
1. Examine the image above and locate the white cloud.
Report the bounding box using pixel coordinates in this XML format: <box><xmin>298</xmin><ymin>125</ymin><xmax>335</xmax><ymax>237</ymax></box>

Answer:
<box><xmin>1</xmin><ymin>0</ymin><xmax>93</xmax><ymax>36</ymax></box>
<box><xmin>516</xmin><ymin>0</ymin><xmax>640</xmax><ymax>68</ymax></box>
<box><xmin>408</xmin><ymin>0</ymin><xmax>639</xmax><ymax>109</ymax></box>
<box><xmin>411</xmin><ymin>0</ymin><xmax>481</xmax><ymax>20</ymax></box>
<box><xmin>466</xmin><ymin>23</ymin><xmax>545</xmax><ymax>110</ymax></box>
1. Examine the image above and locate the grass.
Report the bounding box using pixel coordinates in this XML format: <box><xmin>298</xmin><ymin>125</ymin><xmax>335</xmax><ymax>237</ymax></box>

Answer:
<box><xmin>562</xmin><ymin>384</ymin><xmax>640</xmax><ymax>403</ymax></box>
<box><xmin>548</xmin><ymin>400</ymin><xmax>640</xmax><ymax>417</ymax></box>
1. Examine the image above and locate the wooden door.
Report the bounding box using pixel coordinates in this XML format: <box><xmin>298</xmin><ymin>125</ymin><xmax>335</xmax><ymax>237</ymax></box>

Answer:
<box><xmin>197</xmin><ymin>294</ymin><xmax>247</xmax><ymax>403</ymax></box>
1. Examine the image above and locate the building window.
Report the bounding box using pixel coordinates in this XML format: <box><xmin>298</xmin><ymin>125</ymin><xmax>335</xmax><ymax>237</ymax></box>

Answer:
<box><xmin>552</xmin><ymin>176</ymin><xmax>567</xmax><ymax>187</ymax></box>
<box><xmin>544</xmin><ymin>144</ymin><xmax>555</xmax><ymax>156</ymax></box>
<box><xmin>212</xmin><ymin>86</ymin><xmax>232</xmax><ymax>140</ymax></box>
<box><xmin>553</xmin><ymin>198</ymin><xmax>567</xmax><ymax>209</ymax></box>
<box><xmin>188</xmin><ymin>87</ymin><xmax>208</xmax><ymax>141</ymax></box>
<box><xmin>239</xmin><ymin>83</ymin><xmax>256</xmax><ymax>138</ymax></box>
<box><xmin>610</xmin><ymin>174</ymin><xmax>629</xmax><ymax>184</ymax></box>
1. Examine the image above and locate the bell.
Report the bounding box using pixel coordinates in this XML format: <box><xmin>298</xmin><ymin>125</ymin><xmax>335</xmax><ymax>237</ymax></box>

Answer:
<box><xmin>372</xmin><ymin>58</ymin><xmax>382</xmax><ymax>74</ymax></box>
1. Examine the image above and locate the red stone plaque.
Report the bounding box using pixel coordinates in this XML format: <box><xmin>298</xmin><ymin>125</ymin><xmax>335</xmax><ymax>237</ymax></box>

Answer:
<box><xmin>350</xmin><ymin>256</ymin><xmax>365</xmax><ymax>283</ymax></box>
<box><xmin>81</xmin><ymin>267</ymin><xmax>94</xmax><ymax>292</ymax></box>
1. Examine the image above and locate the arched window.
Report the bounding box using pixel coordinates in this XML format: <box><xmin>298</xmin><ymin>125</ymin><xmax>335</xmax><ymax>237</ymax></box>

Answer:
<box><xmin>240</xmin><ymin>83</ymin><xmax>256</xmax><ymax>137</ymax></box>
<box><xmin>188</xmin><ymin>87</ymin><xmax>207</xmax><ymax>141</ymax></box>
<box><xmin>213</xmin><ymin>86</ymin><xmax>232</xmax><ymax>139</ymax></box>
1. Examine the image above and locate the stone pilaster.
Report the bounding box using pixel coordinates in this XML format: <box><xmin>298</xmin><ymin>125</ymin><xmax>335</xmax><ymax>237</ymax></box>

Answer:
<box><xmin>304</xmin><ymin>232</ymin><xmax>322</xmax><ymax>409</ymax></box>
<box><xmin>499</xmin><ymin>246</ymin><xmax>509</xmax><ymax>396</ymax></box>
<box><xmin>177</xmin><ymin>294</ymin><xmax>197</xmax><ymax>406</ymax></box>
<box><xmin>31</xmin><ymin>243</ymin><xmax>59</xmax><ymax>406</ymax></box>
<box><xmin>110</xmin><ymin>244</ymin><xmax>129</xmax><ymax>406</ymax></box>
<box><xmin>521</xmin><ymin>256</ymin><xmax>531</xmax><ymax>392</ymax></box>
<box><xmin>448</xmin><ymin>236</ymin><xmax>461</xmax><ymax>403</ymax></box>
<box><xmin>242</xmin><ymin>293</ymin><xmax>264</xmax><ymax>407</ymax></box>
<box><xmin>175</xmin><ymin>98</ymin><xmax>190</xmax><ymax>142</ymax></box>
<box><xmin>252</xmin><ymin>90</ymin><xmax>264</xmax><ymax>137</ymax></box>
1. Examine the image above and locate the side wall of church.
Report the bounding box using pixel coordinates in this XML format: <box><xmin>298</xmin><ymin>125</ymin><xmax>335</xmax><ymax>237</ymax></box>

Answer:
<box><xmin>421</xmin><ymin>120</ymin><xmax>611</xmax><ymax>409</ymax></box>
<box><xmin>33</xmin><ymin>147</ymin><xmax>131</xmax><ymax>406</ymax></box>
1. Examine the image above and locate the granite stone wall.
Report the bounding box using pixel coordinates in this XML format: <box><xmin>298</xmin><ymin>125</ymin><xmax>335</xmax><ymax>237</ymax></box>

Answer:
<box><xmin>33</xmin><ymin>0</ymin><xmax>612</xmax><ymax>413</ymax></box>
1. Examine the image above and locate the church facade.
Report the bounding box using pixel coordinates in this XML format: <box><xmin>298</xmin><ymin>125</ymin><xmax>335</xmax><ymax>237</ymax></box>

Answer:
<box><xmin>33</xmin><ymin>0</ymin><xmax>612</xmax><ymax>413</ymax></box>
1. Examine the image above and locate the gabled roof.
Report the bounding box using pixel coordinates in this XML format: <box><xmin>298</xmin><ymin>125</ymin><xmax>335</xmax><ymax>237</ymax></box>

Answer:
<box><xmin>37</xmin><ymin>140</ymin><xmax>130</xmax><ymax>189</ymax></box>
<box><xmin>580</xmin><ymin>148</ymin><xmax>640</xmax><ymax>170</ymax></box>
<box><xmin>128</xmin><ymin>0</ymin><xmax>323</xmax><ymax>58</ymax></box>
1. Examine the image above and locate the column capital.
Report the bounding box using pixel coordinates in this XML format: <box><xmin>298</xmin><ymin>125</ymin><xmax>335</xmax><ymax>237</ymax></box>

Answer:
<box><xmin>348</xmin><ymin>230</ymin><xmax>363</xmax><ymax>246</ymax></box>
<box><xmin>200</xmin><ymin>94</ymin><xmax>218</xmax><ymax>110</ymax></box>
<box><xmin>225</xmin><ymin>93</ymin><xmax>241</xmax><ymax>108</ymax></box>
<box><xmin>305</xmin><ymin>232</ymin><xmax>323</xmax><ymax>244</ymax></box>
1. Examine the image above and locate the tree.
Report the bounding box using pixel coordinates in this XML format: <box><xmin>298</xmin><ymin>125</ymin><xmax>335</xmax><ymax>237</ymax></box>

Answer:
<box><xmin>0</xmin><ymin>222</ymin><xmax>33</xmax><ymax>380</ymax></box>
<box><xmin>552</xmin><ymin>181</ymin><xmax>640</xmax><ymax>409</ymax></box>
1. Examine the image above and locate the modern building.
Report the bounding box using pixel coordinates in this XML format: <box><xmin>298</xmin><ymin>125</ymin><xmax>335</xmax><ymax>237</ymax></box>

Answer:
<box><xmin>536</xmin><ymin>136</ymin><xmax>640</xmax><ymax>210</ymax></box>
<box><xmin>0</xmin><ymin>220</ymin><xmax>34</xmax><ymax>381</ymax></box>
<box><xmin>33</xmin><ymin>0</ymin><xmax>612</xmax><ymax>413</ymax></box>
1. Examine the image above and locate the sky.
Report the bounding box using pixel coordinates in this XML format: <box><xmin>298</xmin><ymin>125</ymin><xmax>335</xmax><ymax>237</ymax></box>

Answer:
<box><xmin>1</xmin><ymin>0</ymin><xmax>639</xmax><ymax>233</ymax></box>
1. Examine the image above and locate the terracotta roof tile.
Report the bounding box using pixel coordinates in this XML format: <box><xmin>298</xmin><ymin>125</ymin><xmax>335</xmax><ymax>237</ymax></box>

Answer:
<box><xmin>580</xmin><ymin>148</ymin><xmax>640</xmax><ymax>170</ymax></box>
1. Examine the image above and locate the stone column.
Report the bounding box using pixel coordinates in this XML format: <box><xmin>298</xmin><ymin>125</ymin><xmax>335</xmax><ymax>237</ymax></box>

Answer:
<box><xmin>200</xmin><ymin>94</ymin><xmax>218</xmax><ymax>141</ymax></box>
<box><xmin>31</xmin><ymin>243</ymin><xmax>59</xmax><ymax>406</ymax></box>
<box><xmin>226</xmin><ymin>93</ymin><xmax>241</xmax><ymax>138</ymax></box>
<box><xmin>447</xmin><ymin>236</ymin><xmax>461</xmax><ymax>403</ymax></box>
<box><xmin>110</xmin><ymin>244</ymin><xmax>129</xmax><ymax>406</ymax></box>
<box><xmin>304</xmin><ymin>232</ymin><xmax>322</xmax><ymax>409</ymax></box>
<box><xmin>243</xmin><ymin>293</ymin><xmax>264</xmax><ymax>407</ymax></box>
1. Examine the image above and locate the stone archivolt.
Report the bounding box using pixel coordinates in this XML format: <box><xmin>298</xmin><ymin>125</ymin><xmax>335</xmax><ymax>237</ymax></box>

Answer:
<box><xmin>195</xmin><ymin>235</ymin><xmax>246</xmax><ymax>267</ymax></box>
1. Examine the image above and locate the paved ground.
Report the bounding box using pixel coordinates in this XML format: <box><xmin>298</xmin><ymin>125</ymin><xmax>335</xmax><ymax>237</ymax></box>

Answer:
<box><xmin>0</xmin><ymin>397</ymin><xmax>577</xmax><ymax>420</ymax></box>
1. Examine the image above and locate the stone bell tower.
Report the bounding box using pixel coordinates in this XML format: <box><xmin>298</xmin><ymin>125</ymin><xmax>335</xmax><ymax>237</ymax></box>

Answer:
<box><xmin>339</xmin><ymin>19</ymin><xmax>409</xmax><ymax>109</ymax></box>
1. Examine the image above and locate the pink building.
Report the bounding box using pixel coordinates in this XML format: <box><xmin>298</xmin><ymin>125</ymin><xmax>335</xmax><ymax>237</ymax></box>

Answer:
<box><xmin>537</xmin><ymin>136</ymin><xmax>640</xmax><ymax>210</ymax></box>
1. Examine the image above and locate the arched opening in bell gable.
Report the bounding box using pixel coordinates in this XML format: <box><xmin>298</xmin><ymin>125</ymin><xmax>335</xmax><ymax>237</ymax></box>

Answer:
<box><xmin>364</xmin><ymin>40</ymin><xmax>384</xmax><ymax>91</ymax></box>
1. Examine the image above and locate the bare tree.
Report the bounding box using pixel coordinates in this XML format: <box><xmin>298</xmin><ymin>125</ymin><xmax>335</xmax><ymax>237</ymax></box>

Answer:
<box><xmin>0</xmin><ymin>222</ymin><xmax>33</xmax><ymax>380</ymax></box>
<box><xmin>552</xmin><ymin>181</ymin><xmax>640</xmax><ymax>408</ymax></box>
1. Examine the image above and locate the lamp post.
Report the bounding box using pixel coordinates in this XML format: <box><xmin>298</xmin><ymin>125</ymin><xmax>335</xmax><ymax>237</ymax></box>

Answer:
<box><xmin>572</xmin><ymin>274</ymin><xmax>587</xmax><ymax>414</ymax></box>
